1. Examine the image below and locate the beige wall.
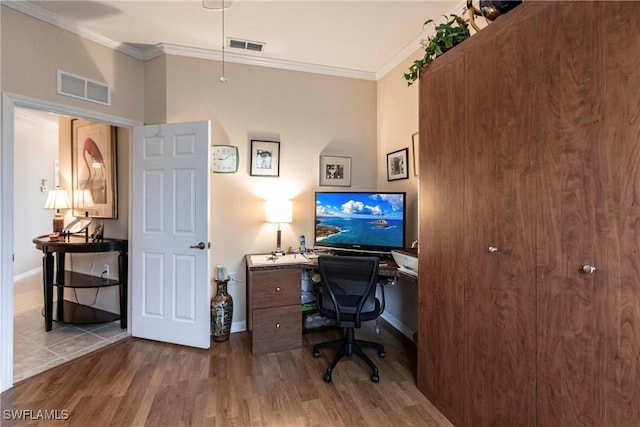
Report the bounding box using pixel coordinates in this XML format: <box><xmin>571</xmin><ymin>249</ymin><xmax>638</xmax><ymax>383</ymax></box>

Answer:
<box><xmin>3</xmin><ymin>4</ymin><xmax>423</xmax><ymax>337</ymax></box>
<box><xmin>375</xmin><ymin>48</ymin><xmax>423</xmax><ymax>338</ymax></box>
<box><xmin>1</xmin><ymin>6</ymin><xmax>144</xmax><ymax>122</ymax></box>
<box><xmin>2</xmin><ymin>5</ymin><xmax>138</xmax><ymax>316</ymax></box>
<box><xmin>162</xmin><ymin>54</ymin><xmax>378</xmax><ymax>329</ymax></box>
<box><xmin>144</xmin><ymin>56</ymin><xmax>167</xmax><ymax>125</ymax></box>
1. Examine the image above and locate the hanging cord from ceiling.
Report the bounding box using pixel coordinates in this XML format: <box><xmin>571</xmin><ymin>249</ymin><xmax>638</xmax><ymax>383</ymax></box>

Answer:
<box><xmin>219</xmin><ymin>2</ymin><xmax>227</xmax><ymax>83</ymax></box>
<box><xmin>203</xmin><ymin>0</ymin><xmax>231</xmax><ymax>83</ymax></box>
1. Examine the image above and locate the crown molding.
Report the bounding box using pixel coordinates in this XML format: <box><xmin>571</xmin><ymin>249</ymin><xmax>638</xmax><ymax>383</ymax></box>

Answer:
<box><xmin>143</xmin><ymin>43</ymin><xmax>376</xmax><ymax>81</ymax></box>
<box><xmin>4</xmin><ymin>0</ymin><xmax>463</xmax><ymax>82</ymax></box>
<box><xmin>5</xmin><ymin>1</ymin><xmax>374</xmax><ymax>80</ymax></box>
<box><xmin>2</xmin><ymin>1</ymin><xmax>145</xmax><ymax>60</ymax></box>
<box><xmin>376</xmin><ymin>0</ymin><xmax>467</xmax><ymax>80</ymax></box>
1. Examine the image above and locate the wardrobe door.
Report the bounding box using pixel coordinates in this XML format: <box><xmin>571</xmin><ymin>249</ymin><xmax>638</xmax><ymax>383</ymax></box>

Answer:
<box><xmin>462</xmin><ymin>8</ymin><xmax>541</xmax><ymax>427</ymax></box>
<box><xmin>417</xmin><ymin>51</ymin><xmax>466</xmax><ymax>426</ymax></box>
<box><xmin>537</xmin><ymin>2</ymin><xmax>640</xmax><ymax>426</ymax></box>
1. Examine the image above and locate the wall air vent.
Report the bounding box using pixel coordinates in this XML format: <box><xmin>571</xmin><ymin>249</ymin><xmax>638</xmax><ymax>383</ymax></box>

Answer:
<box><xmin>228</xmin><ymin>38</ymin><xmax>265</xmax><ymax>53</ymax></box>
<box><xmin>56</xmin><ymin>70</ymin><xmax>111</xmax><ymax>106</ymax></box>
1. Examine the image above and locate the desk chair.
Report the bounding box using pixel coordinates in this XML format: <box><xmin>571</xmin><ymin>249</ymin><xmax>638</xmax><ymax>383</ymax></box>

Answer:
<box><xmin>312</xmin><ymin>255</ymin><xmax>386</xmax><ymax>383</ymax></box>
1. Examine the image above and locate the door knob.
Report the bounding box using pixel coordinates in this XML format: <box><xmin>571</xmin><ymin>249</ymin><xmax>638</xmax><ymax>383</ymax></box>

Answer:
<box><xmin>190</xmin><ymin>242</ymin><xmax>206</xmax><ymax>250</ymax></box>
<box><xmin>488</xmin><ymin>246</ymin><xmax>499</xmax><ymax>253</ymax></box>
<box><xmin>582</xmin><ymin>265</ymin><xmax>596</xmax><ymax>274</ymax></box>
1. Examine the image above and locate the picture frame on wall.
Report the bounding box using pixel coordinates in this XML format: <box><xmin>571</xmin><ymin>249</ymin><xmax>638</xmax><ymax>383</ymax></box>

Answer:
<box><xmin>387</xmin><ymin>148</ymin><xmax>409</xmax><ymax>181</ymax></box>
<box><xmin>319</xmin><ymin>155</ymin><xmax>352</xmax><ymax>187</ymax></box>
<box><xmin>71</xmin><ymin>119</ymin><xmax>118</xmax><ymax>218</ymax></box>
<box><xmin>412</xmin><ymin>132</ymin><xmax>419</xmax><ymax>177</ymax></box>
<box><xmin>250</xmin><ymin>139</ymin><xmax>280</xmax><ymax>177</ymax></box>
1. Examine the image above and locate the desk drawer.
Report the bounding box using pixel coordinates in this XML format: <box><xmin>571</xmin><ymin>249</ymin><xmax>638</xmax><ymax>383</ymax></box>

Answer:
<box><xmin>252</xmin><ymin>305</ymin><xmax>301</xmax><ymax>354</ymax></box>
<box><xmin>252</xmin><ymin>269</ymin><xmax>300</xmax><ymax>309</ymax></box>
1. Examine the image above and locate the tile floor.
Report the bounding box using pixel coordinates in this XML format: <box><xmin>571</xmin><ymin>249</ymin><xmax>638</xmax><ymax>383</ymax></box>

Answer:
<box><xmin>13</xmin><ymin>272</ymin><xmax>129</xmax><ymax>383</ymax></box>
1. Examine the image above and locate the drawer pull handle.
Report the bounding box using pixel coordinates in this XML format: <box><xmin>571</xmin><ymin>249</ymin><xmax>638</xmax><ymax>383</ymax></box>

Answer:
<box><xmin>275</xmin><ymin>322</ymin><xmax>281</xmax><ymax>328</ymax></box>
<box><xmin>275</xmin><ymin>287</ymin><xmax>281</xmax><ymax>292</ymax></box>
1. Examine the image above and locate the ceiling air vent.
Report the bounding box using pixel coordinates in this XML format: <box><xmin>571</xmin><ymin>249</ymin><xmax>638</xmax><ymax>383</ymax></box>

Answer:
<box><xmin>57</xmin><ymin>70</ymin><xmax>111</xmax><ymax>106</ymax></box>
<box><xmin>228</xmin><ymin>38</ymin><xmax>265</xmax><ymax>53</ymax></box>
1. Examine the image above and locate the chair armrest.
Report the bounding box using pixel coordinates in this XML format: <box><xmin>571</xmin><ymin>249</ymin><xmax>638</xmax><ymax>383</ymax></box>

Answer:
<box><xmin>378</xmin><ymin>280</ymin><xmax>387</xmax><ymax>315</ymax></box>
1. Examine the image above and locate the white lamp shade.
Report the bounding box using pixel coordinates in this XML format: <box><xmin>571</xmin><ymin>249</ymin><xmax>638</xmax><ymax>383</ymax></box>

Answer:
<box><xmin>266</xmin><ymin>200</ymin><xmax>293</xmax><ymax>224</ymax></box>
<box><xmin>43</xmin><ymin>187</ymin><xmax>71</xmax><ymax>210</ymax></box>
<box><xmin>74</xmin><ymin>189</ymin><xmax>95</xmax><ymax>209</ymax></box>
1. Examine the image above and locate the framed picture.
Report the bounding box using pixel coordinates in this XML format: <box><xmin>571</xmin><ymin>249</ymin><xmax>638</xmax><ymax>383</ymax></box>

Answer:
<box><xmin>71</xmin><ymin>120</ymin><xmax>118</xmax><ymax>218</ymax></box>
<box><xmin>250</xmin><ymin>139</ymin><xmax>280</xmax><ymax>177</ymax></box>
<box><xmin>412</xmin><ymin>132</ymin><xmax>419</xmax><ymax>176</ymax></box>
<box><xmin>387</xmin><ymin>148</ymin><xmax>409</xmax><ymax>181</ymax></box>
<box><xmin>319</xmin><ymin>156</ymin><xmax>351</xmax><ymax>187</ymax></box>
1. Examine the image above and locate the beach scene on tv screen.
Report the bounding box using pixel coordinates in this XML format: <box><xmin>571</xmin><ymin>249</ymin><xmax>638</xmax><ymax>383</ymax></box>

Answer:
<box><xmin>315</xmin><ymin>193</ymin><xmax>404</xmax><ymax>247</ymax></box>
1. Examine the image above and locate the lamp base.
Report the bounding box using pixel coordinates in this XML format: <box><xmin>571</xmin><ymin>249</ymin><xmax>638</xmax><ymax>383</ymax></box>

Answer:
<box><xmin>274</xmin><ymin>229</ymin><xmax>283</xmax><ymax>255</ymax></box>
<box><xmin>52</xmin><ymin>214</ymin><xmax>64</xmax><ymax>233</ymax></box>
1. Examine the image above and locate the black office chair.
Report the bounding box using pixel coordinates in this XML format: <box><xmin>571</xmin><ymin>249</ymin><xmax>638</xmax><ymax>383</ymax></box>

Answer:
<box><xmin>312</xmin><ymin>255</ymin><xmax>386</xmax><ymax>383</ymax></box>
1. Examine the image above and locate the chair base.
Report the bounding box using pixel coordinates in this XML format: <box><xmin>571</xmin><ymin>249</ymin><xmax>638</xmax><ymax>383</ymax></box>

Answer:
<box><xmin>313</xmin><ymin>327</ymin><xmax>386</xmax><ymax>383</ymax></box>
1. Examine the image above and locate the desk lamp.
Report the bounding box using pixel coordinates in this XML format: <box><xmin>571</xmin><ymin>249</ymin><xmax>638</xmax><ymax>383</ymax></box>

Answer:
<box><xmin>266</xmin><ymin>200</ymin><xmax>292</xmax><ymax>256</ymax></box>
<box><xmin>43</xmin><ymin>187</ymin><xmax>70</xmax><ymax>233</ymax></box>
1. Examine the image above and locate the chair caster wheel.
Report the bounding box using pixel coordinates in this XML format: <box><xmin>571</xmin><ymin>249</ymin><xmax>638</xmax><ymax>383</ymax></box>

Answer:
<box><xmin>313</xmin><ymin>350</ymin><xmax>320</xmax><ymax>357</ymax></box>
<box><xmin>371</xmin><ymin>373</ymin><xmax>380</xmax><ymax>383</ymax></box>
<box><xmin>323</xmin><ymin>372</ymin><xmax>332</xmax><ymax>383</ymax></box>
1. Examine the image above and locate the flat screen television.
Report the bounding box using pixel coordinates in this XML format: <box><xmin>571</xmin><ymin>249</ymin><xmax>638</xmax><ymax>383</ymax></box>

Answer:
<box><xmin>314</xmin><ymin>191</ymin><xmax>406</xmax><ymax>254</ymax></box>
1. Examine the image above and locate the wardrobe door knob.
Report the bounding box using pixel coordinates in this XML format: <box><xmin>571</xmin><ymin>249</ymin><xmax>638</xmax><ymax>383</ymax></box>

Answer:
<box><xmin>582</xmin><ymin>265</ymin><xmax>596</xmax><ymax>274</ymax></box>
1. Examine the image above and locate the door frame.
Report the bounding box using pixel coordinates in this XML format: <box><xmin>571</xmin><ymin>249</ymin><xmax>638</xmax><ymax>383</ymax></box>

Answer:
<box><xmin>0</xmin><ymin>92</ymin><xmax>141</xmax><ymax>392</ymax></box>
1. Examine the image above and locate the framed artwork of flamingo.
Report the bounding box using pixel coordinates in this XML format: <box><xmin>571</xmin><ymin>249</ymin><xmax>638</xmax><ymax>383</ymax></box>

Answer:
<box><xmin>71</xmin><ymin>120</ymin><xmax>118</xmax><ymax>219</ymax></box>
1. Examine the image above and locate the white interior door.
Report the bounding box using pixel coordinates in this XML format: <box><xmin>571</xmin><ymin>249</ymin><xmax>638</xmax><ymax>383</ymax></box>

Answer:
<box><xmin>131</xmin><ymin>121</ymin><xmax>211</xmax><ymax>348</ymax></box>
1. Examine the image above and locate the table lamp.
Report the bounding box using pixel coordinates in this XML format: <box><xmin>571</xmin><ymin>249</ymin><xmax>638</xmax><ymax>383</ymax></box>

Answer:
<box><xmin>74</xmin><ymin>189</ymin><xmax>95</xmax><ymax>216</ymax></box>
<box><xmin>266</xmin><ymin>200</ymin><xmax>292</xmax><ymax>255</ymax></box>
<box><xmin>73</xmin><ymin>189</ymin><xmax>95</xmax><ymax>240</ymax></box>
<box><xmin>43</xmin><ymin>186</ymin><xmax>71</xmax><ymax>233</ymax></box>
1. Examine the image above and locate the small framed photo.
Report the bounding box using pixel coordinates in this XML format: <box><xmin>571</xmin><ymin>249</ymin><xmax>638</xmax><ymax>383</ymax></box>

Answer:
<box><xmin>387</xmin><ymin>148</ymin><xmax>409</xmax><ymax>181</ymax></box>
<box><xmin>250</xmin><ymin>139</ymin><xmax>280</xmax><ymax>177</ymax></box>
<box><xmin>412</xmin><ymin>132</ymin><xmax>419</xmax><ymax>177</ymax></box>
<box><xmin>319</xmin><ymin>156</ymin><xmax>351</xmax><ymax>187</ymax></box>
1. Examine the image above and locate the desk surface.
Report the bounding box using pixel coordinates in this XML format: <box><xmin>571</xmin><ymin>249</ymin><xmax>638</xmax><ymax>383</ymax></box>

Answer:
<box><xmin>246</xmin><ymin>252</ymin><xmax>402</xmax><ymax>278</ymax></box>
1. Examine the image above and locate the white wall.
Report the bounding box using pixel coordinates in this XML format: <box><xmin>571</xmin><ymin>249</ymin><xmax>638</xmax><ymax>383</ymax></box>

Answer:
<box><xmin>13</xmin><ymin>108</ymin><xmax>59</xmax><ymax>278</ymax></box>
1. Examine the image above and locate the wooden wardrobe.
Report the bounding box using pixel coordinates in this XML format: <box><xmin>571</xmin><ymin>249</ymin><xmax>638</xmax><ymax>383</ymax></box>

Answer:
<box><xmin>417</xmin><ymin>2</ymin><xmax>640</xmax><ymax>426</ymax></box>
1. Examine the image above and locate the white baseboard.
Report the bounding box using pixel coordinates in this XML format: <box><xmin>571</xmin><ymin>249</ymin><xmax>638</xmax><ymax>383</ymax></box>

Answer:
<box><xmin>230</xmin><ymin>320</ymin><xmax>246</xmax><ymax>334</ymax></box>
<box><xmin>13</xmin><ymin>267</ymin><xmax>40</xmax><ymax>282</ymax></box>
<box><xmin>380</xmin><ymin>312</ymin><xmax>415</xmax><ymax>342</ymax></box>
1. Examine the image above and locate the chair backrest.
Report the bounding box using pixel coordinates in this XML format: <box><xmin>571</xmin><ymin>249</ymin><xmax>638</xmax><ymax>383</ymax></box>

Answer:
<box><xmin>317</xmin><ymin>255</ymin><xmax>380</xmax><ymax>327</ymax></box>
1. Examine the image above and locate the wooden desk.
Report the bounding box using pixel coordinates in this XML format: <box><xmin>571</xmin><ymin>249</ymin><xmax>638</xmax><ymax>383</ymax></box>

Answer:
<box><xmin>245</xmin><ymin>253</ymin><xmax>403</xmax><ymax>355</ymax></box>
<box><xmin>33</xmin><ymin>235</ymin><xmax>128</xmax><ymax>332</ymax></box>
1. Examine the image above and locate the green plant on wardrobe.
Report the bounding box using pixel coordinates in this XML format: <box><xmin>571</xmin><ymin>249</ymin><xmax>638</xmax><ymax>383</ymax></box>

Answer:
<box><xmin>404</xmin><ymin>14</ymin><xmax>470</xmax><ymax>86</ymax></box>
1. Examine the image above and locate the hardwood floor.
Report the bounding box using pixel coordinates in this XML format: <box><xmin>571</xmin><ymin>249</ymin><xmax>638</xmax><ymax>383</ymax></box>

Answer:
<box><xmin>2</xmin><ymin>321</ymin><xmax>452</xmax><ymax>427</ymax></box>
